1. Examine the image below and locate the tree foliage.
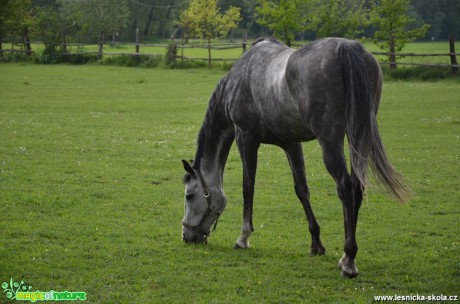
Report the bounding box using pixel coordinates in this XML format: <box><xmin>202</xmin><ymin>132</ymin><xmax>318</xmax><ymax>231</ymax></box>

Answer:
<box><xmin>0</xmin><ymin>0</ymin><xmax>34</xmax><ymax>43</ymax></box>
<box><xmin>179</xmin><ymin>0</ymin><xmax>241</xmax><ymax>41</ymax></box>
<box><xmin>3</xmin><ymin>0</ymin><xmax>459</xmax><ymax>67</ymax></box>
<box><xmin>34</xmin><ymin>0</ymin><xmax>78</xmax><ymax>55</ymax></box>
<box><xmin>75</xmin><ymin>0</ymin><xmax>130</xmax><ymax>41</ymax></box>
<box><xmin>255</xmin><ymin>0</ymin><xmax>310</xmax><ymax>46</ymax></box>
<box><xmin>370</xmin><ymin>0</ymin><xmax>430</xmax><ymax>68</ymax></box>
<box><xmin>309</xmin><ymin>0</ymin><xmax>369</xmax><ymax>38</ymax></box>
<box><xmin>178</xmin><ymin>0</ymin><xmax>241</xmax><ymax>68</ymax></box>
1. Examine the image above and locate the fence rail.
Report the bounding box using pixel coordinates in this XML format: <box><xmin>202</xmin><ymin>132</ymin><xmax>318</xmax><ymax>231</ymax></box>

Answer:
<box><xmin>1</xmin><ymin>38</ymin><xmax>458</xmax><ymax>73</ymax></box>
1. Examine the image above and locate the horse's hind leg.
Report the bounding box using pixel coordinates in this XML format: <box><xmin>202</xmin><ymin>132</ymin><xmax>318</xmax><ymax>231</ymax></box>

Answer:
<box><xmin>320</xmin><ymin>141</ymin><xmax>360</xmax><ymax>278</ymax></box>
<box><xmin>282</xmin><ymin>142</ymin><xmax>325</xmax><ymax>256</ymax></box>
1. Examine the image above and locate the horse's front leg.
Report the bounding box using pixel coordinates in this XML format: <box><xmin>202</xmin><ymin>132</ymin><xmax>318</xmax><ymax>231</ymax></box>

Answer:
<box><xmin>234</xmin><ymin>130</ymin><xmax>260</xmax><ymax>249</ymax></box>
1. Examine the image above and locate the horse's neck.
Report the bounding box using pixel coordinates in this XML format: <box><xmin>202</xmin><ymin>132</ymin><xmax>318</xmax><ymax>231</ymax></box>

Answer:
<box><xmin>194</xmin><ymin>93</ymin><xmax>234</xmax><ymax>188</ymax></box>
<box><xmin>195</xmin><ymin>125</ymin><xmax>234</xmax><ymax>189</ymax></box>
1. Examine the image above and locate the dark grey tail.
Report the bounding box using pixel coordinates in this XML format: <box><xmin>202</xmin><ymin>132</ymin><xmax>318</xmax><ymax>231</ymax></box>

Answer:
<box><xmin>339</xmin><ymin>41</ymin><xmax>411</xmax><ymax>203</ymax></box>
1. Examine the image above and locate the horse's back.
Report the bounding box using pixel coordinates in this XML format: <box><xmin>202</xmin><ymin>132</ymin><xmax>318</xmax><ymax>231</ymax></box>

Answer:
<box><xmin>224</xmin><ymin>37</ymin><xmax>381</xmax><ymax>144</ymax></box>
<box><xmin>225</xmin><ymin>38</ymin><xmax>305</xmax><ymax>142</ymax></box>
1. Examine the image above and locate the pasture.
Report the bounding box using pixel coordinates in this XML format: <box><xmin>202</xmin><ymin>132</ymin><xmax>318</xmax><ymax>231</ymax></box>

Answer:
<box><xmin>0</xmin><ymin>63</ymin><xmax>458</xmax><ymax>303</ymax></box>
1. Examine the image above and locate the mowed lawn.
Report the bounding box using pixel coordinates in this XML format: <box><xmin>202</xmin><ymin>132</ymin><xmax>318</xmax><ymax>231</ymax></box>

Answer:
<box><xmin>0</xmin><ymin>63</ymin><xmax>458</xmax><ymax>303</ymax></box>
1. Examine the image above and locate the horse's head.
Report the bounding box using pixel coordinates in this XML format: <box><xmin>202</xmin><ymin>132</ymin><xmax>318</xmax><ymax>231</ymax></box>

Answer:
<box><xmin>181</xmin><ymin>160</ymin><xmax>227</xmax><ymax>244</ymax></box>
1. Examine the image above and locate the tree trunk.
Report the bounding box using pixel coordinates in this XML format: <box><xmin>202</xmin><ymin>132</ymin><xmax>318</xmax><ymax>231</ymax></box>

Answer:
<box><xmin>98</xmin><ymin>32</ymin><xmax>104</xmax><ymax>60</ymax></box>
<box><xmin>284</xmin><ymin>28</ymin><xmax>291</xmax><ymax>47</ymax></box>
<box><xmin>24</xmin><ymin>28</ymin><xmax>32</xmax><ymax>56</ymax></box>
<box><xmin>389</xmin><ymin>37</ymin><xmax>396</xmax><ymax>70</ymax></box>
<box><xmin>62</xmin><ymin>31</ymin><xmax>68</xmax><ymax>53</ymax></box>
<box><xmin>135</xmin><ymin>27</ymin><xmax>140</xmax><ymax>54</ymax></box>
<box><xmin>144</xmin><ymin>7</ymin><xmax>154</xmax><ymax>37</ymax></box>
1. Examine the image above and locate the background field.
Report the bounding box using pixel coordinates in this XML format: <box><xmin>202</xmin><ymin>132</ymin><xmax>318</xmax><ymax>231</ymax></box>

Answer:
<box><xmin>0</xmin><ymin>63</ymin><xmax>458</xmax><ymax>303</ymax></box>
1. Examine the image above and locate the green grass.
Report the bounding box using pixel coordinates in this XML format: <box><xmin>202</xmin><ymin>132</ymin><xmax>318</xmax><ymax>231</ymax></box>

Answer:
<box><xmin>0</xmin><ymin>63</ymin><xmax>459</xmax><ymax>303</ymax></box>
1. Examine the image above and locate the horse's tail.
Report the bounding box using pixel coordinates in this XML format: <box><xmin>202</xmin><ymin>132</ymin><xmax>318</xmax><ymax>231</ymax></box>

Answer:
<box><xmin>339</xmin><ymin>41</ymin><xmax>411</xmax><ymax>203</ymax></box>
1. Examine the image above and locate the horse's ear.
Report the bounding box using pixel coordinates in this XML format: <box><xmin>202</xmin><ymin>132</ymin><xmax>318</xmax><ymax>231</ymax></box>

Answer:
<box><xmin>182</xmin><ymin>160</ymin><xmax>196</xmax><ymax>177</ymax></box>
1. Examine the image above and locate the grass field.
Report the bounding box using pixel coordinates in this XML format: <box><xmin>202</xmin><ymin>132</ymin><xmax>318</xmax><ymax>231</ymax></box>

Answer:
<box><xmin>0</xmin><ymin>63</ymin><xmax>459</xmax><ymax>303</ymax></box>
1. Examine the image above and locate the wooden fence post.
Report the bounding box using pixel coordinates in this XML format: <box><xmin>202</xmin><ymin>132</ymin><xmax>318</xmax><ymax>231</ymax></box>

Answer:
<box><xmin>135</xmin><ymin>27</ymin><xmax>140</xmax><ymax>55</ymax></box>
<box><xmin>207</xmin><ymin>38</ymin><xmax>212</xmax><ymax>69</ymax></box>
<box><xmin>242</xmin><ymin>30</ymin><xmax>247</xmax><ymax>53</ymax></box>
<box><xmin>449</xmin><ymin>34</ymin><xmax>458</xmax><ymax>75</ymax></box>
<box><xmin>98</xmin><ymin>32</ymin><xmax>104</xmax><ymax>60</ymax></box>
<box><xmin>181</xmin><ymin>39</ymin><xmax>184</xmax><ymax>65</ymax></box>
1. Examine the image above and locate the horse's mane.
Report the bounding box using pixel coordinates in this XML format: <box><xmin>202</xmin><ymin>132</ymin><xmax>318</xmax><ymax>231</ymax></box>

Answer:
<box><xmin>193</xmin><ymin>76</ymin><xmax>228</xmax><ymax>170</ymax></box>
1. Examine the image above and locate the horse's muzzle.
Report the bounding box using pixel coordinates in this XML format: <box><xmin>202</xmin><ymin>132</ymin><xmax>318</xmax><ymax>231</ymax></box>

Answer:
<box><xmin>182</xmin><ymin>231</ymin><xmax>208</xmax><ymax>244</ymax></box>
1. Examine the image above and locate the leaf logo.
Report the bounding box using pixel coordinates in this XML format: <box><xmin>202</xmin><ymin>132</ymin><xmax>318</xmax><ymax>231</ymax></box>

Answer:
<box><xmin>1</xmin><ymin>278</ymin><xmax>32</xmax><ymax>300</ymax></box>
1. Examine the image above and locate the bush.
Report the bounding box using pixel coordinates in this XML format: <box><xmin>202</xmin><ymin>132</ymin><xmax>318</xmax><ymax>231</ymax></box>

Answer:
<box><xmin>0</xmin><ymin>52</ymin><xmax>35</xmax><ymax>63</ymax></box>
<box><xmin>167</xmin><ymin>59</ymin><xmax>208</xmax><ymax>69</ymax></box>
<box><xmin>101</xmin><ymin>54</ymin><xmax>163</xmax><ymax>68</ymax></box>
<box><xmin>381</xmin><ymin>65</ymin><xmax>459</xmax><ymax>81</ymax></box>
<box><xmin>222</xmin><ymin>61</ymin><xmax>234</xmax><ymax>71</ymax></box>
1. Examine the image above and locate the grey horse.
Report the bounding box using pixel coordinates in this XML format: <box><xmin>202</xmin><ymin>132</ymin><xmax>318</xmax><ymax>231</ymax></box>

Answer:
<box><xmin>181</xmin><ymin>37</ymin><xmax>409</xmax><ymax>278</ymax></box>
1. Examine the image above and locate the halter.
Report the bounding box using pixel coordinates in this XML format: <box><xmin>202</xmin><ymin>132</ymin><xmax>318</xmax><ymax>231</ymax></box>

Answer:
<box><xmin>182</xmin><ymin>168</ymin><xmax>222</xmax><ymax>237</ymax></box>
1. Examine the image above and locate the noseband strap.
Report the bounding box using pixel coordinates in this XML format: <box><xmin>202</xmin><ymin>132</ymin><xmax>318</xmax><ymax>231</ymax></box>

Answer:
<box><xmin>182</xmin><ymin>167</ymin><xmax>222</xmax><ymax>236</ymax></box>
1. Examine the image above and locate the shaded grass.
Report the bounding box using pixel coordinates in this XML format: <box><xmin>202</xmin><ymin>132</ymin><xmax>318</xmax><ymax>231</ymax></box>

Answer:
<box><xmin>0</xmin><ymin>64</ymin><xmax>458</xmax><ymax>303</ymax></box>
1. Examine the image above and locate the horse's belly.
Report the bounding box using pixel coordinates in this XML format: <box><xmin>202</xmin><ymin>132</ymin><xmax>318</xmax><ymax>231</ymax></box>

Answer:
<box><xmin>259</xmin><ymin>98</ymin><xmax>315</xmax><ymax>143</ymax></box>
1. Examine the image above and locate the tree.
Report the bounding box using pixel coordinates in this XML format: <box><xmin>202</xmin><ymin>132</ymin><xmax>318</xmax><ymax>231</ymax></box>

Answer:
<box><xmin>309</xmin><ymin>0</ymin><xmax>369</xmax><ymax>38</ymax></box>
<box><xmin>179</xmin><ymin>0</ymin><xmax>241</xmax><ymax>68</ymax></box>
<box><xmin>0</xmin><ymin>0</ymin><xmax>34</xmax><ymax>55</ymax></box>
<box><xmin>370</xmin><ymin>0</ymin><xmax>430</xmax><ymax>69</ymax></box>
<box><xmin>255</xmin><ymin>0</ymin><xmax>311</xmax><ymax>46</ymax></box>
<box><xmin>76</xmin><ymin>0</ymin><xmax>130</xmax><ymax>43</ymax></box>
<box><xmin>410</xmin><ymin>0</ymin><xmax>460</xmax><ymax>40</ymax></box>
<box><xmin>34</xmin><ymin>0</ymin><xmax>77</xmax><ymax>57</ymax></box>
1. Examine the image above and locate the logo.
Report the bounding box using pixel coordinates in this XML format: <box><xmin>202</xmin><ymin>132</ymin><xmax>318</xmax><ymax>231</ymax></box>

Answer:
<box><xmin>2</xmin><ymin>278</ymin><xmax>86</xmax><ymax>302</ymax></box>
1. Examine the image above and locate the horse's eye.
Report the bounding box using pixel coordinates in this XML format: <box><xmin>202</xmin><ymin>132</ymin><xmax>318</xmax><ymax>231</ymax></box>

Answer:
<box><xmin>185</xmin><ymin>193</ymin><xmax>194</xmax><ymax>201</ymax></box>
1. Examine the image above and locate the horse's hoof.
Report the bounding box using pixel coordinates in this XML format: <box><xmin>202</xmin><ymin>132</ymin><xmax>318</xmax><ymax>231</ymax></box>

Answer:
<box><xmin>341</xmin><ymin>269</ymin><xmax>359</xmax><ymax>279</ymax></box>
<box><xmin>234</xmin><ymin>243</ymin><xmax>242</xmax><ymax>249</ymax></box>
<box><xmin>234</xmin><ymin>237</ymin><xmax>250</xmax><ymax>249</ymax></box>
<box><xmin>234</xmin><ymin>242</ymin><xmax>249</xmax><ymax>249</ymax></box>
<box><xmin>340</xmin><ymin>263</ymin><xmax>359</xmax><ymax>278</ymax></box>
<box><xmin>309</xmin><ymin>244</ymin><xmax>326</xmax><ymax>256</ymax></box>
<box><xmin>234</xmin><ymin>242</ymin><xmax>250</xmax><ymax>249</ymax></box>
